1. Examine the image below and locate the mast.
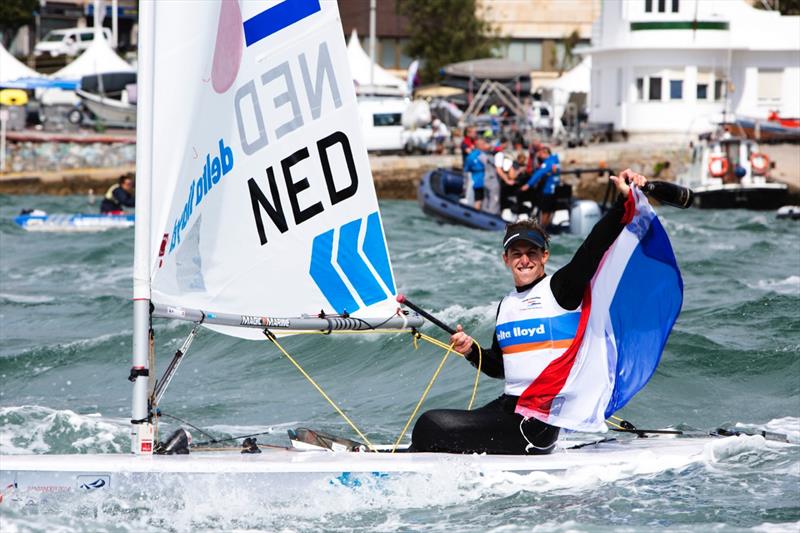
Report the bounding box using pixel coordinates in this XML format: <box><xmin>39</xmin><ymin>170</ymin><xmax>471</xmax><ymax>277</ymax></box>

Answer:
<box><xmin>131</xmin><ymin>0</ymin><xmax>155</xmax><ymax>455</ymax></box>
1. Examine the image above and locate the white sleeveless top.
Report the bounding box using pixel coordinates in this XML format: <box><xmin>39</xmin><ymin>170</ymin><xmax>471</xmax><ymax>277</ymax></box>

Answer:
<box><xmin>495</xmin><ymin>276</ymin><xmax>582</xmax><ymax>396</ymax></box>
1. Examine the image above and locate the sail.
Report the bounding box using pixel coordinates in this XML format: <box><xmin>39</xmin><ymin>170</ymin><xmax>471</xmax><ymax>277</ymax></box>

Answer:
<box><xmin>146</xmin><ymin>0</ymin><xmax>399</xmax><ymax>339</ymax></box>
<box><xmin>514</xmin><ymin>188</ymin><xmax>683</xmax><ymax>432</ymax></box>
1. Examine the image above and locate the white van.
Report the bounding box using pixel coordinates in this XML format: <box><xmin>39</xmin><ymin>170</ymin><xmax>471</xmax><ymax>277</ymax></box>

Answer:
<box><xmin>357</xmin><ymin>97</ymin><xmax>409</xmax><ymax>153</ymax></box>
<box><xmin>34</xmin><ymin>27</ymin><xmax>113</xmax><ymax>57</ymax></box>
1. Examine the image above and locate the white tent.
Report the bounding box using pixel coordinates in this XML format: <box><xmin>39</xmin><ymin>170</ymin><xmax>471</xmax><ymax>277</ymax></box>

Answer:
<box><xmin>53</xmin><ymin>37</ymin><xmax>134</xmax><ymax>80</ymax></box>
<box><xmin>0</xmin><ymin>43</ymin><xmax>41</xmax><ymax>83</ymax></box>
<box><xmin>347</xmin><ymin>30</ymin><xmax>407</xmax><ymax>96</ymax></box>
<box><xmin>538</xmin><ymin>57</ymin><xmax>591</xmax><ymax>94</ymax></box>
<box><xmin>537</xmin><ymin>57</ymin><xmax>591</xmax><ymax>137</ymax></box>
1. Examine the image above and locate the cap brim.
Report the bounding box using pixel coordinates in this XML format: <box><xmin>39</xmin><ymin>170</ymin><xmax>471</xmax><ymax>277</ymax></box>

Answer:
<box><xmin>503</xmin><ymin>231</ymin><xmax>547</xmax><ymax>250</ymax></box>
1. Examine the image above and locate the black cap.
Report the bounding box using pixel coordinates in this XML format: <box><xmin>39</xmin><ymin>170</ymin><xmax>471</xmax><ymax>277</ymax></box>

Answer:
<box><xmin>503</xmin><ymin>228</ymin><xmax>548</xmax><ymax>251</ymax></box>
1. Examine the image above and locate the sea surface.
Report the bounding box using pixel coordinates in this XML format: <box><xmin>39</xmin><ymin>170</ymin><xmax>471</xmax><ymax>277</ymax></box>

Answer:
<box><xmin>0</xmin><ymin>195</ymin><xmax>798</xmax><ymax>532</ymax></box>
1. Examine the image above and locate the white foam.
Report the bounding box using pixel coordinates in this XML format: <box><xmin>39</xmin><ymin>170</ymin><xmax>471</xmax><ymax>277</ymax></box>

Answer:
<box><xmin>736</xmin><ymin>417</ymin><xmax>800</xmax><ymax>444</ymax></box>
<box><xmin>0</xmin><ymin>293</ymin><xmax>55</xmax><ymax>304</ymax></box>
<box><xmin>748</xmin><ymin>276</ymin><xmax>800</xmax><ymax>296</ymax></box>
<box><xmin>752</xmin><ymin>521</ymin><xmax>800</xmax><ymax>533</ymax></box>
<box><xmin>0</xmin><ymin>405</ymin><xmax>128</xmax><ymax>455</ymax></box>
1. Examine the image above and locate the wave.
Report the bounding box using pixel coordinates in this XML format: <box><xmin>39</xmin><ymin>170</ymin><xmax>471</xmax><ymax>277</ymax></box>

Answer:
<box><xmin>748</xmin><ymin>276</ymin><xmax>800</xmax><ymax>296</ymax></box>
<box><xmin>0</xmin><ymin>293</ymin><xmax>55</xmax><ymax>305</ymax></box>
<box><xmin>0</xmin><ymin>405</ymin><xmax>129</xmax><ymax>454</ymax></box>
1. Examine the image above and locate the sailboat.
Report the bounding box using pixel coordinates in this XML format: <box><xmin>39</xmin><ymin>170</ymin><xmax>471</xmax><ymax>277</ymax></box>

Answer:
<box><xmin>0</xmin><ymin>1</ymin><xmax>755</xmax><ymax>498</ymax></box>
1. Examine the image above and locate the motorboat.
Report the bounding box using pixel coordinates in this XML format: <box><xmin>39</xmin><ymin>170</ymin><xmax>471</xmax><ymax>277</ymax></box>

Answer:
<box><xmin>418</xmin><ymin>167</ymin><xmax>604</xmax><ymax>235</ymax></box>
<box><xmin>74</xmin><ymin>71</ymin><xmax>137</xmax><ymax>127</ymax></box>
<box><xmin>680</xmin><ymin>135</ymin><xmax>788</xmax><ymax>210</ymax></box>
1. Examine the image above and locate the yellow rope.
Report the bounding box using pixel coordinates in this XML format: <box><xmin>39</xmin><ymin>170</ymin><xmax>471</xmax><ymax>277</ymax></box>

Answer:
<box><xmin>606</xmin><ymin>419</ymin><xmax>625</xmax><ymax>430</ymax></box>
<box><xmin>392</xmin><ymin>340</ymin><xmax>456</xmax><ymax>453</ymax></box>
<box><xmin>259</xmin><ymin>325</ymin><xmax>484</xmax><ymax>453</ymax></box>
<box><xmin>610</xmin><ymin>415</ymin><xmax>624</xmax><ymax>422</ymax></box>
<box><xmin>264</xmin><ymin>331</ymin><xmax>377</xmax><ymax>452</ymax></box>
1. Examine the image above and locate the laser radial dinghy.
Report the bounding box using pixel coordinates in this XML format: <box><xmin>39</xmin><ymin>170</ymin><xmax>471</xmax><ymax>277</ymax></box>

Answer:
<box><xmin>1</xmin><ymin>0</ymin><xmax>742</xmax><ymax>497</ymax></box>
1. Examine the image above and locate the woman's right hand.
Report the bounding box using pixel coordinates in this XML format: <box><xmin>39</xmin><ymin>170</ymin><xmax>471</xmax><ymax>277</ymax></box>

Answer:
<box><xmin>450</xmin><ymin>324</ymin><xmax>474</xmax><ymax>355</ymax></box>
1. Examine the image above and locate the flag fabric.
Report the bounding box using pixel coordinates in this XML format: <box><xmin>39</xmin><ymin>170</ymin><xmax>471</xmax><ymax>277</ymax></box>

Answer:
<box><xmin>515</xmin><ymin>188</ymin><xmax>683</xmax><ymax>432</ymax></box>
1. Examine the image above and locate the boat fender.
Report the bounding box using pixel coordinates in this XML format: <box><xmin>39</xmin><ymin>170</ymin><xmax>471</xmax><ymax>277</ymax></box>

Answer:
<box><xmin>750</xmin><ymin>152</ymin><xmax>770</xmax><ymax>175</ymax></box>
<box><xmin>708</xmin><ymin>156</ymin><xmax>729</xmax><ymax>178</ymax></box>
<box><xmin>154</xmin><ymin>428</ymin><xmax>192</xmax><ymax>455</ymax></box>
<box><xmin>241</xmin><ymin>437</ymin><xmax>262</xmax><ymax>454</ymax></box>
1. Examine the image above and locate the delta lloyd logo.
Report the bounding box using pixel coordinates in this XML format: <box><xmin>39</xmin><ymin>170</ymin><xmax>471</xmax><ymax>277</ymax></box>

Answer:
<box><xmin>168</xmin><ymin>139</ymin><xmax>235</xmax><ymax>254</ymax></box>
<box><xmin>310</xmin><ymin>212</ymin><xmax>396</xmax><ymax>315</ymax></box>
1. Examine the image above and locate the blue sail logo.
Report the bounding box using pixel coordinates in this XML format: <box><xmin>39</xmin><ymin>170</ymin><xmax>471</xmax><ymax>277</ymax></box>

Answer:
<box><xmin>310</xmin><ymin>212</ymin><xmax>396</xmax><ymax>314</ymax></box>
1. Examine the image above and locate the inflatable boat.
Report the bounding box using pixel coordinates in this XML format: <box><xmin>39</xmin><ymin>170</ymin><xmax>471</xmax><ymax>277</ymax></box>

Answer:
<box><xmin>418</xmin><ymin>167</ymin><xmax>604</xmax><ymax>236</ymax></box>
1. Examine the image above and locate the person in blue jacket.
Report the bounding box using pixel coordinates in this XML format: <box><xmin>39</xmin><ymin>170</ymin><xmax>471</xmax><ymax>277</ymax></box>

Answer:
<box><xmin>520</xmin><ymin>146</ymin><xmax>559</xmax><ymax>227</ymax></box>
<box><xmin>464</xmin><ymin>137</ymin><xmax>489</xmax><ymax>210</ymax></box>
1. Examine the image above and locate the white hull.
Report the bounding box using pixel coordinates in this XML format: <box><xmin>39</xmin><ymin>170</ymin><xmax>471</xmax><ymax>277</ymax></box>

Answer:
<box><xmin>0</xmin><ymin>436</ymin><xmax>746</xmax><ymax>497</ymax></box>
<box><xmin>76</xmin><ymin>90</ymin><xmax>137</xmax><ymax>126</ymax></box>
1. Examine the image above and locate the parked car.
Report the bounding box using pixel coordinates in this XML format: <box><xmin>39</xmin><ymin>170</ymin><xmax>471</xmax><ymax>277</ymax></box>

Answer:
<box><xmin>34</xmin><ymin>27</ymin><xmax>113</xmax><ymax>57</ymax></box>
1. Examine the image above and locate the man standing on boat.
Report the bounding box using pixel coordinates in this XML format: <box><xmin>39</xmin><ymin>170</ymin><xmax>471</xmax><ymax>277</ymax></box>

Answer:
<box><xmin>464</xmin><ymin>137</ymin><xmax>490</xmax><ymax>211</ymax></box>
<box><xmin>409</xmin><ymin>170</ymin><xmax>649</xmax><ymax>455</ymax></box>
<box><xmin>520</xmin><ymin>145</ymin><xmax>560</xmax><ymax>227</ymax></box>
<box><xmin>100</xmin><ymin>174</ymin><xmax>135</xmax><ymax>214</ymax></box>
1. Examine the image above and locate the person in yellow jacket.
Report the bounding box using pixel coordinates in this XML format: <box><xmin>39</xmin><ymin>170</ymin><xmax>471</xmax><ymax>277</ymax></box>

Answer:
<box><xmin>100</xmin><ymin>174</ymin><xmax>135</xmax><ymax>214</ymax></box>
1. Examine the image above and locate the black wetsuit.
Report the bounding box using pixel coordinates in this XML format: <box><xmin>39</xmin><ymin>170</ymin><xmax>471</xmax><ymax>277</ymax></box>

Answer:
<box><xmin>409</xmin><ymin>194</ymin><xmax>632</xmax><ymax>455</ymax></box>
<box><xmin>100</xmin><ymin>185</ymin><xmax>135</xmax><ymax>213</ymax></box>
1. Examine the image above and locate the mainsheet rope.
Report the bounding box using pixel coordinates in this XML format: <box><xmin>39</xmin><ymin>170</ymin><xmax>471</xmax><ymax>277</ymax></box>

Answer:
<box><xmin>261</xmin><ymin>326</ymin><xmax>483</xmax><ymax>452</ymax></box>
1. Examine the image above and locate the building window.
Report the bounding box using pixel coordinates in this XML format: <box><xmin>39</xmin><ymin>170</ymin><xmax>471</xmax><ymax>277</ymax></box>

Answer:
<box><xmin>636</xmin><ymin>77</ymin><xmax>644</xmax><ymax>100</ymax></box>
<box><xmin>670</xmin><ymin>80</ymin><xmax>683</xmax><ymax>99</ymax></box>
<box><xmin>645</xmin><ymin>0</ymin><xmax>653</xmax><ymax>12</ymax></box>
<box><xmin>672</xmin><ymin>0</ymin><xmax>680</xmax><ymax>12</ymax></box>
<box><xmin>697</xmin><ymin>84</ymin><xmax>708</xmax><ymax>99</ymax></box>
<box><xmin>757</xmin><ymin>69</ymin><xmax>783</xmax><ymax>106</ymax></box>
<box><xmin>714</xmin><ymin>79</ymin><xmax>726</xmax><ymax>101</ymax></box>
<box><xmin>503</xmin><ymin>40</ymin><xmax>543</xmax><ymax>70</ymax></box>
<box><xmin>649</xmin><ymin>77</ymin><xmax>662</xmax><ymax>100</ymax></box>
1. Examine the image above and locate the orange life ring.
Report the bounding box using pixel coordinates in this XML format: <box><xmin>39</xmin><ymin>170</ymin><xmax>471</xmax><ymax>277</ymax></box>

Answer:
<box><xmin>750</xmin><ymin>152</ymin><xmax>769</xmax><ymax>175</ymax></box>
<box><xmin>708</xmin><ymin>156</ymin><xmax>729</xmax><ymax>178</ymax></box>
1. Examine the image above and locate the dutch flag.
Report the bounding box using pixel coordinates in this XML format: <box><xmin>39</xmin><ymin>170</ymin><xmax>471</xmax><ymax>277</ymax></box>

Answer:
<box><xmin>515</xmin><ymin>187</ymin><xmax>683</xmax><ymax>432</ymax></box>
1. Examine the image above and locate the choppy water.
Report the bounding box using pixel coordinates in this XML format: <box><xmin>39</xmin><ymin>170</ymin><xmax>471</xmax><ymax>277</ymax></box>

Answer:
<box><xmin>1</xmin><ymin>195</ymin><xmax>799</xmax><ymax>532</ymax></box>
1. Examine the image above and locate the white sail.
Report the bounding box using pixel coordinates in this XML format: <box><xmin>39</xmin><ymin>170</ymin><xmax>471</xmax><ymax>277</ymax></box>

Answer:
<box><xmin>146</xmin><ymin>0</ymin><xmax>400</xmax><ymax>339</ymax></box>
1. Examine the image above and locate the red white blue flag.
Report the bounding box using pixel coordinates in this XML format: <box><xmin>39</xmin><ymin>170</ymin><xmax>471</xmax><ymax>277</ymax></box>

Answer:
<box><xmin>515</xmin><ymin>188</ymin><xmax>683</xmax><ymax>432</ymax></box>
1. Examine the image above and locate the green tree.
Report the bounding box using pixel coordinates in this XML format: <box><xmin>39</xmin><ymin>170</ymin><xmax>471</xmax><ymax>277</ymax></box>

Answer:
<box><xmin>0</xmin><ymin>0</ymin><xmax>38</xmax><ymax>45</ymax></box>
<box><xmin>397</xmin><ymin>0</ymin><xmax>497</xmax><ymax>83</ymax></box>
<box><xmin>552</xmin><ymin>29</ymin><xmax>582</xmax><ymax>75</ymax></box>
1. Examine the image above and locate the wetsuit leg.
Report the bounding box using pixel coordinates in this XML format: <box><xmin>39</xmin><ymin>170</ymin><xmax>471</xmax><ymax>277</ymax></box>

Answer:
<box><xmin>408</xmin><ymin>395</ymin><xmax>559</xmax><ymax>455</ymax></box>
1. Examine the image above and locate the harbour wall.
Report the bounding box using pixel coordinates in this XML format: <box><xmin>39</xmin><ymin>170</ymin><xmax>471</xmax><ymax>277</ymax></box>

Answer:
<box><xmin>1</xmin><ymin>136</ymin><xmax>798</xmax><ymax>202</ymax></box>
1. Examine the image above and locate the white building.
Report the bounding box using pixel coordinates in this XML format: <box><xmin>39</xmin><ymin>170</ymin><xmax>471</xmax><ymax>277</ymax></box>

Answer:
<box><xmin>583</xmin><ymin>0</ymin><xmax>800</xmax><ymax>139</ymax></box>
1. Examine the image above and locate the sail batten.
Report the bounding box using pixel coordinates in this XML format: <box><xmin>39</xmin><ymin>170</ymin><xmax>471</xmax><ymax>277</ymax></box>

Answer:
<box><xmin>147</xmin><ymin>1</ymin><xmax>401</xmax><ymax>340</ymax></box>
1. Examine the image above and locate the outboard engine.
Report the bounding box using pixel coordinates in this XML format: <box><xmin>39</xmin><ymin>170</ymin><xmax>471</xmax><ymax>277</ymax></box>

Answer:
<box><xmin>569</xmin><ymin>201</ymin><xmax>602</xmax><ymax>237</ymax></box>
